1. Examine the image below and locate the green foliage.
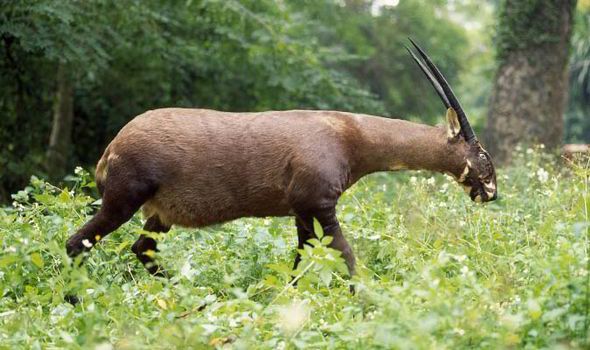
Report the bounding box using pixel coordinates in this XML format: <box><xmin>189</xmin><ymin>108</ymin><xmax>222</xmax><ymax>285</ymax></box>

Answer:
<box><xmin>495</xmin><ymin>0</ymin><xmax>577</xmax><ymax>61</ymax></box>
<box><xmin>1</xmin><ymin>148</ymin><xmax>589</xmax><ymax>348</ymax></box>
<box><xmin>0</xmin><ymin>1</ymin><xmax>120</xmax><ymax>66</ymax></box>
<box><xmin>566</xmin><ymin>6</ymin><xmax>590</xmax><ymax>143</ymax></box>
<box><xmin>0</xmin><ymin>0</ymin><xmax>476</xmax><ymax>201</ymax></box>
<box><xmin>295</xmin><ymin>0</ymin><xmax>469</xmax><ymax>120</ymax></box>
<box><xmin>0</xmin><ymin>0</ymin><xmax>125</xmax><ymax>200</ymax></box>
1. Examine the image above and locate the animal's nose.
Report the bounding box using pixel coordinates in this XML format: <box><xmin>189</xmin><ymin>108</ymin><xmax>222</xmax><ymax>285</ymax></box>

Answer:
<box><xmin>490</xmin><ymin>192</ymin><xmax>498</xmax><ymax>201</ymax></box>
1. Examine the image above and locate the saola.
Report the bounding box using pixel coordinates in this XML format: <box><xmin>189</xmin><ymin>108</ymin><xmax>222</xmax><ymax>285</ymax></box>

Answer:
<box><xmin>66</xmin><ymin>40</ymin><xmax>497</xmax><ymax>281</ymax></box>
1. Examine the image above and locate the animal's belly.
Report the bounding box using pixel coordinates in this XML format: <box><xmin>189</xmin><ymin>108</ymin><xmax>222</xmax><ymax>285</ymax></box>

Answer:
<box><xmin>142</xmin><ymin>188</ymin><xmax>292</xmax><ymax>228</ymax></box>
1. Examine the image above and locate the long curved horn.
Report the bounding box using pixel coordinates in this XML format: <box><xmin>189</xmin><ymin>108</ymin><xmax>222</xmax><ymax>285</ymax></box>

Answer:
<box><xmin>405</xmin><ymin>46</ymin><xmax>451</xmax><ymax>109</ymax></box>
<box><xmin>408</xmin><ymin>38</ymin><xmax>477</xmax><ymax>143</ymax></box>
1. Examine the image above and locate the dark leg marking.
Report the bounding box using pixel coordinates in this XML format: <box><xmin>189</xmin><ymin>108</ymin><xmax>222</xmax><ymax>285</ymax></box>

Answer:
<box><xmin>131</xmin><ymin>215</ymin><xmax>170</xmax><ymax>277</ymax></box>
<box><xmin>292</xmin><ymin>213</ymin><xmax>315</xmax><ymax>271</ymax></box>
<box><xmin>314</xmin><ymin>207</ymin><xmax>356</xmax><ymax>278</ymax></box>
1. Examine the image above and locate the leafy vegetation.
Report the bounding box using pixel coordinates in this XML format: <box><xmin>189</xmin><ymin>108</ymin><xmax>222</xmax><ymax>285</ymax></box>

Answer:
<box><xmin>1</xmin><ymin>1</ymin><xmax>590</xmax><ymax>347</ymax></box>
<box><xmin>1</xmin><ymin>149</ymin><xmax>588</xmax><ymax>348</ymax></box>
<box><xmin>0</xmin><ymin>0</ymin><xmax>470</xmax><ymax>201</ymax></box>
<box><xmin>494</xmin><ymin>0</ymin><xmax>577</xmax><ymax>62</ymax></box>
<box><xmin>566</xmin><ymin>2</ymin><xmax>590</xmax><ymax>143</ymax></box>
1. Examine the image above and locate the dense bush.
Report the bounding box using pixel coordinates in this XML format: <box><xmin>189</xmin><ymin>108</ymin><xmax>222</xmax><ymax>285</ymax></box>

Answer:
<box><xmin>0</xmin><ymin>149</ymin><xmax>588</xmax><ymax>348</ymax></box>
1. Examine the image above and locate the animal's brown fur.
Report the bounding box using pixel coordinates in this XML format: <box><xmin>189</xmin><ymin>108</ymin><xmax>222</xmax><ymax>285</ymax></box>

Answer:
<box><xmin>96</xmin><ymin>109</ymin><xmax>466</xmax><ymax>227</ymax></box>
<box><xmin>67</xmin><ymin>107</ymin><xmax>496</xmax><ymax>280</ymax></box>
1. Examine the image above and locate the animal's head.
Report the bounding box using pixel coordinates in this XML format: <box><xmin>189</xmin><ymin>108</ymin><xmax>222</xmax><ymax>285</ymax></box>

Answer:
<box><xmin>407</xmin><ymin>39</ymin><xmax>497</xmax><ymax>203</ymax></box>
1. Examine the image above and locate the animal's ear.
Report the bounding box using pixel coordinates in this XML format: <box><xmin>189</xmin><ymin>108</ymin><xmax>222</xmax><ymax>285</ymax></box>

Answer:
<box><xmin>446</xmin><ymin>107</ymin><xmax>461</xmax><ymax>140</ymax></box>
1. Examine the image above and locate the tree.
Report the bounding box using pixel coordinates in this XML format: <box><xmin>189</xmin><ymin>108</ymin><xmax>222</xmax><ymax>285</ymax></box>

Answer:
<box><xmin>46</xmin><ymin>63</ymin><xmax>73</xmax><ymax>180</ymax></box>
<box><xmin>293</xmin><ymin>0</ymin><xmax>468</xmax><ymax>123</ymax></box>
<box><xmin>484</xmin><ymin>0</ymin><xmax>577</xmax><ymax>163</ymax></box>
<box><xmin>566</xmin><ymin>3</ymin><xmax>590</xmax><ymax>143</ymax></box>
<box><xmin>0</xmin><ymin>1</ymin><xmax>120</xmax><ymax>181</ymax></box>
<box><xmin>0</xmin><ymin>0</ymin><xmax>471</xmax><ymax>201</ymax></box>
<box><xmin>0</xmin><ymin>0</ymin><xmax>385</xmax><ymax>198</ymax></box>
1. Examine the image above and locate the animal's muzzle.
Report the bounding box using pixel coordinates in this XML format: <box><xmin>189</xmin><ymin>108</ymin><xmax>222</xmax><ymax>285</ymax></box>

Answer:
<box><xmin>470</xmin><ymin>187</ymin><xmax>497</xmax><ymax>203</ymax></box>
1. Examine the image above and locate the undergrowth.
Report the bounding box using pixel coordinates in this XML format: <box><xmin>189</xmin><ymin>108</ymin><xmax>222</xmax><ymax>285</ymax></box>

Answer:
<box><xmin>0</xmin><ymin>148</ymin><xmax>588</xmax><ymax>349</ymax></box>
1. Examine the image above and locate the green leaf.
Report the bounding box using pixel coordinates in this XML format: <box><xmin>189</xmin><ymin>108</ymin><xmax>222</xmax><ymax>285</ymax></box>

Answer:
<box><xmin>115</xmin><ymin>241</ymin><xmax>130</xmax><ymax>254</ymax></box>
<box><xmin>33</xmin><ymin>193</ymin><xmax>54</xmax><ymax>205</ymax></box>
<box><xmin>267</xmin><ymin>262</ymin><xmax>293</xmax><ymax>275</ymax></box>
<box><xmin>0</xmin><ymin>255</ymin><xmax>19</xmax><ymax>267</ymax></box>
<box><xmin>58</xmin><ymin>190</ymin><xmax>70</xmax><ymax>203</ymax></box>
<box><xmin>31</xmin><ymin>252</ymin><xmax>44</xmax><ymax>268</ymax></box>
<box><xmin>319</xmin><ymin>268</ymin><xmax>333</xmax><ymax>286</ymax></box>
<box><xmin>313</xmin><ymin>218</ymin><xmax>324</xmax><ymax>239</ymax></box>
<box><xmin>307</xmin><ymin>238</ymin><xmax>322</xmax><ymax>248</ymax></box>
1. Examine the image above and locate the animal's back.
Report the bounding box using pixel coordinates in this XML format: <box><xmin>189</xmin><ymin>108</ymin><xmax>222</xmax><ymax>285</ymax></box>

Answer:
<box><xmin>96</xmin><ymin>108</ymin><xmax>362</xmax><ymax>227</ymax></box>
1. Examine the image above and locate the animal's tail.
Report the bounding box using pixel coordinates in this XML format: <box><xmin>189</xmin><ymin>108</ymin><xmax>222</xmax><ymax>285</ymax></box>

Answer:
<box><xmin>94</xmin><ymin>144</ymin><xmax>111</xmax><ymax>197</ymax></box>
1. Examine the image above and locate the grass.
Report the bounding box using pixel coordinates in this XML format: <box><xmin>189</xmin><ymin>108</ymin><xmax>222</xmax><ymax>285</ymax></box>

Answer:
<box><xmin>0</xmin><ymin>147</ymin><xmax>588</xmax><ymax>349</ymax></box>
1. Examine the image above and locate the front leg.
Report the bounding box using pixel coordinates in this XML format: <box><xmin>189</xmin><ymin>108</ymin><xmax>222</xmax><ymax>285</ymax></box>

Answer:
<box><xmin>313</xmin><ymin>207</ymin><xmax>356</xmax><ymax>277</ymax></box>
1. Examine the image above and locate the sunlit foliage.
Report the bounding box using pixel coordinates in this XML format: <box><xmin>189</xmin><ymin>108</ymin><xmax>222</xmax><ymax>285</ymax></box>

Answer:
<box><xmin>1</xmin><ymin>149</ymin><xmax>588</xmax><ymax>348</ymax></box>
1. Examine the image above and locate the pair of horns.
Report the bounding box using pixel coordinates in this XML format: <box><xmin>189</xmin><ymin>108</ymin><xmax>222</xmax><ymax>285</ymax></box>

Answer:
<box><xmin>405</xmin><ymin>38</ymin><xmax>477</xmax><ymax>143</ymax></box>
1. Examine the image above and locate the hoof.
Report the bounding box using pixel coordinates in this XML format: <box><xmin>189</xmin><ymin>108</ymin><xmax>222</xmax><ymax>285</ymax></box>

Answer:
<box><xmin>66</xmin><ymin>239</ymin><xmax>86</xmax><ymax>258</ymax></box>
<box><xmin>64</xmin><ymin>294</ymin><xmax>79</xmax><ymax>305</ymax></box>
<box><xmin>147</xmin><ymin>264</ymin><xmax>170</xmax><ymax>279</ymax></box>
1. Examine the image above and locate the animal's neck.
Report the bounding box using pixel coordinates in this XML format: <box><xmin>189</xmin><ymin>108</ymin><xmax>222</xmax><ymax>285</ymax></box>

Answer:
<box><xmin>352</xmin><ymin>116</ymin><xmax>464</xmax><ymax>179</ymax></box>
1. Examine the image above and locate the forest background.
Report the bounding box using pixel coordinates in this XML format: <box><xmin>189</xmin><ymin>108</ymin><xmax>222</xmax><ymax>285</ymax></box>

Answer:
<box><xmin>1</xmin><ymin>0</ymin><xmax>589</xmax><ymax>201</ymax></box>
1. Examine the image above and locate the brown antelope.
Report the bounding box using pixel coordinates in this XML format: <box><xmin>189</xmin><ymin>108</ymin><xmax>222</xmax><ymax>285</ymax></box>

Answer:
<box><xmin>65</xmin><ymin>40</ymin><xmax>497</xmax><ymax>281</ymax></box>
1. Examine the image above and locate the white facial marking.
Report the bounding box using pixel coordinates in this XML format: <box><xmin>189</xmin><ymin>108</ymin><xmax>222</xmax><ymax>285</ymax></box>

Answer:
<box><xmin>485</xmin><ymin>190</ymin><xmax>495</xmax><ymax>198</ymax></box>
<box><xmin>484</xmin><ymin>181</ymin><xmax>496</xmax><ymax>191</ymax></box>
<box><xmin>82</xmin><ymin>239</ymin><xmax>93</xmax><ymax>248</ymax></box>
<box><xmin>459</xmin><ymin>165</ymin><xmax>470</xmax><ymax>182</ymax></box>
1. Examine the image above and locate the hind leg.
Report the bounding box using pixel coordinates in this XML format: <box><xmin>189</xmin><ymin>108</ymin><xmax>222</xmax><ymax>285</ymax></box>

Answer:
<box><xmin>292</xmin><ymin>213</ymin><xmax>315</xmax><ymax>271</ymax></box>
<box><xmin>132</xmin><ymin>215</ymin><xmax>170</xmax><ymax>277</ymax></box>
<box><xmin>66</xmin><ymin>178</ymin><xmax>156</xmax><ymax>259</ymax></box>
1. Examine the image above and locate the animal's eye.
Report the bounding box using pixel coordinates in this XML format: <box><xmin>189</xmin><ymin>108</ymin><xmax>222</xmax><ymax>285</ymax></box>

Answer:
<box><xmin>479</xmin><ymin>153</ymin><xmax>486</xmax><ymax>160</ymax></box>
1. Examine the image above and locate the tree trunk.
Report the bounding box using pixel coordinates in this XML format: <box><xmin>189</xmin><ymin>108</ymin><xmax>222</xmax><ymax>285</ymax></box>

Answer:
<box><xmin>484</xmin><ymin>0</ymin><xmax>577</xmax><ymax>164</ymax></box>
<box><xmin>45</xmin><ymin>63</ymin><xmax>74</xmax><ymax>181</ymax></box>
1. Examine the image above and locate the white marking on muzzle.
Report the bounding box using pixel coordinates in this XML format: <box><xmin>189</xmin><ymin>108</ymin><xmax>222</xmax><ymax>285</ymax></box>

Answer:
<box><xmin>484</xmin><ymin>182</ymin><xmax>496</xmax><ymax>191</ymax></box>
